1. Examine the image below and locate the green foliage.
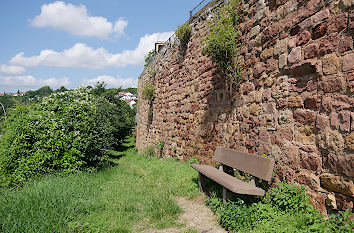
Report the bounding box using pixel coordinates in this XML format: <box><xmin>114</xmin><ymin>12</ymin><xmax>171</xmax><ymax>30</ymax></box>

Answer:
<box><xmin>206</xmin><ymin>182</ymin><xmax>353</xmax><ymax>232</ymax></box>
<box><xmin>142</xmin><ymin>84</ymin><xmax>155</xmax><ymax>101</ymax></box>
<box><xmin>264</xmin><ymin>181</ymin><xmax>314</xmax><ymax>212</ymax></box>
<box><xmin>175</xmin><ymin>23</ymin><xmax>192</xmax><ymax>45</ymax></box>
<box><xmin>0</xmin><ymin>138</ymin><xmax>199</xmax><ymax>232</ymax></box>
<box><xmin>144</xmin><ymin>145</ymin><xmax>155</xmax><ymax>157</ymax></box>
<box><xmin>187</xmin><ymin>157</ymin><xmax>199</xmax><ymax>165</ymax></box>
<box><xmin>203</xmin><ymin>0</ymin><xmax>243</xmax><ymax>84</ymax></box>
<box><xmin>0</xmin><ymin>87</ymin><xmax>135</xmax><ymax>186</ymax></box>
<box><xmin>157</xmin><ymin>140</ymin><xmax>164</xmax><ymax>150</ymax></box>
<box><xmin>144</xmin><ymin>49</ymin><xmax>156</xmax><ymax>67</ymax></box>
<box><xmin>149</xmin><ymin>68</ymin><xmax>157</xmax><ymax>77</ymax></box>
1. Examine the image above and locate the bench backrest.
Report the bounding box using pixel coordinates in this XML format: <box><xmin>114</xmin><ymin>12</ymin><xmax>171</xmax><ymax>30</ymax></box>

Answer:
<box><xmin>214</xmin><ymin>147</ymin><xmax>275</xmax><ymax>182</ymax></box>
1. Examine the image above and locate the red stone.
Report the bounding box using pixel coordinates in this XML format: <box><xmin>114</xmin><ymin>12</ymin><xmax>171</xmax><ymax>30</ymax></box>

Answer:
<box><xmin>312</xmin><ymin>22</ymin><xmax>327</xmax><ymax>40</ymax></box>
<box><xmin>320</xmin><ymin>76</ymin><xmax>345</xmax><ymax>93</ymax></box>
<box><xmin>304</xmin><ymin>95</ymin><xmax>321</xmax><ymax>110</ymax></box>
<box><xmin>304</xmin><ymin>43</ymin><xmax>319</xmax><ymax>59</ymax></box>
<box><xmin>339</xmin><ymin>35</ymin><xmax>353</xmax><ymax>53</ymax></box>
<box><xmin>293</xmin><ymin>109</ymin><xmax>317</xmax><ymax>124</ymax></box>
<box><xmin>330</xmin><ymin>111</ymin><xmax>339</xmax><ymax>129</ymax></box>
<box><xmin>339</xmin><ymin>111</ymin><xmax>351</xmax><ymax>132</ymax></box>
<box><xmin>326</xmin><ymin>154</ymin><xmax>354</xmax><ymax>178</ymax></box>
<box><xmin>300</xmin><ymin>18</ymin><xmax>313</xmax><ymax>29</ymax></box>
<box><xmin>317</xmin><ymin>33</ymin><xmax>339</xmax><ymax>56</ymax></box>
<box><xmin>281</xmin><ymin>126</ymin><xmax>293</xmax><ymax>141</ymax></box>
<box><xmin>312</xmin><ymin>9</ymin><xmax>330</xmax><ymax>23</ymax></box>
<box><xmin>296</xmin><ymin>31</ymin><xmax>311</xmax><ymax>46</ymax></box>
<box><xmin>343</xmin><ymin>53</ymin><xmax>354</xmax><ymax>72</ymax></box>
<box><xmin>334</xmin><ymin>193</ymin><xmax>353</xmax><ymax>212</ymax></box>
<box><xmin>288</xmin><ymin>47</ymin><xmax>302</xmax><ymax>64</ymax></box>
<box><xmin>283</xmin><ymin>146</ymin><xmax>300</xmax><ymax>170</ymax></box>
<box><xmin>253</xmin><ymin>62</ymin><xmax>266</xmax><ymax>77</ymax></box>
<box><xmin>300</xmin><ymin>151</ymin><xmax>322</xmax><ymax>172</ymax></box>
<box><xmin>315</xmin><ymin>114</ymin><xmax>329</xmax><ymax>130</ymax></box>
<box><xmin>328</xmin><ymin>13</ymin><xmax>348</xmax><ymax>34</ymax></box>
<box><xmin>267</xmin><ymin>58</ymin><xmax>278</xmax><ymax>72</ymax></box>
<box><xmin>322</xmin><ymin>95</ymin><xmax>354</xmax><ymax>112</ymax></box>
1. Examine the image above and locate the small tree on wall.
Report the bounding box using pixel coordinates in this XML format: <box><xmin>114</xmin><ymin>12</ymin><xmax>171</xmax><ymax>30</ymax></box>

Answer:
<box><xmin>142</xmin><ymin>84</ymin><xmax>155</xmax><ymax>126</ymax></box>
<box><xmin>175</xmin><ymin>23</ymin><xmax>192</xmax><ymax>60</ymax></box>
<box><xmin>203</xmin><ymin>0</ymin><xmax>244</xmax><ymax>98</ymax></box>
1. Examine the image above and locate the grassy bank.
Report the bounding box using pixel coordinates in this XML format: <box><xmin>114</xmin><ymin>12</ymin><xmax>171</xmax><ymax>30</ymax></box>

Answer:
<box><xmin>0</xmin><ymin>137</ymin><xmax>199</xmax><ymax>232</ymax></box>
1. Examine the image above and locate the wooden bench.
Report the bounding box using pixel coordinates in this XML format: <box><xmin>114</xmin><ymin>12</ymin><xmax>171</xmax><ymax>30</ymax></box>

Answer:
<box><xmin>192</xmin><ymin>146</ymin><xmax>275</xmax><ymax>202</ymax></box>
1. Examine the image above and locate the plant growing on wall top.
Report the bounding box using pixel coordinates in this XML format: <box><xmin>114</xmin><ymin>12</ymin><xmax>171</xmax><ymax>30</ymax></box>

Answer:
<box><xmin>203</xmin><ymin>0</ymin><xmax>243</xmax><ymax>86</ymax></box>
<box><xmin>175</xmin><ymin>23</ymin><xmax>192</xmax><ymax>45</ymax></box>
<box><xmin>144</xmin><ymin>49</ymin><xmax>156</xmax><ymax>68</ymax></box>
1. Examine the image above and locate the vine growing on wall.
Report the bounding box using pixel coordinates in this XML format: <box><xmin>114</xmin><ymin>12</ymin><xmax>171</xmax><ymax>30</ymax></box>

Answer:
<box><xmin>203</xmin><ymin>0</ymin><xmax>243</xmax><ymax>91</ymax></box>
<box><xmin>142</xmin><ymin>84</ymin><xmax>155</xmax><ymax>127</ymax></box>
<box><xmin>175</xmin><ymin>23</ymin><xmax>192</xmax><ymax>60</ymax></box>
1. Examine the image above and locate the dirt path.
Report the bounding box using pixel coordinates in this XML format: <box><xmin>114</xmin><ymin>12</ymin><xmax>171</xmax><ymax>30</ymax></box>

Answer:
<box><xmin>143</xmin><ymin>195</ymin><xmax>226</xmax><ymax>233</ymax></box>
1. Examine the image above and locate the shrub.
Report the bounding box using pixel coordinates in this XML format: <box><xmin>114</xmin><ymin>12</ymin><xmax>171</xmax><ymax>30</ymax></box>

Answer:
<box><xmin>205</xmin><ymin>182</ymin><xmax>353</xmax><ymax>232</ymax></box>
<box><xmin>0</xmin><ymin>88</ymin><xmax>135</xmax><ymax>186</ymax></box>
<box><xmin>142</xmin><ymin>84</ymin><xmax>155</xmax><ymax>101</ymax></box>
<box><xmin>175</xmin><ymin>23</ymin><xmax>192</xmax><ymax>45</ymax></box>
<box><xmin>143</xmin><ymin>146</ymin><xmax>155</xmax><ymax>157</ymax></box>
<box><xmin>203</xmin><ymin>0</ymin><xmax>243</xmax><ymax>84</ymax></box>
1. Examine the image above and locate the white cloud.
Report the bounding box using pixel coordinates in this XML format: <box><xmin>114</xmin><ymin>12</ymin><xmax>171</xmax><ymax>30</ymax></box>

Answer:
<box><xmin>81</xmin><ymin>75</ymin><xmax>137</xmax><ymax>88</ymax></box>
<box><xmin>30</xmin><ymin>1</ymin><xmax>128</xmax><ymax>39</ymax></box>
<box><xmin>10</xmin><ymin>31</ymin><xmax>173</xmax><ymax>69</ymax></box>
<box><xmin>0</xmin><ymin>75</ymin><xmax>71</xmax><ymax>88</ymax></box>
<box><xmin>0</xmin><ymin>64</ymin><xmax>26</xmax><ymax>75</ymax></box>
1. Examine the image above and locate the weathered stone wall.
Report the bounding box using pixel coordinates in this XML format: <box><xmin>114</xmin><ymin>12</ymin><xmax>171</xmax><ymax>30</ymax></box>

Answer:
<box><xmin>137</xmin><ymin>0</ymin><xmax>354</xmax><ymax>213</ymax></box>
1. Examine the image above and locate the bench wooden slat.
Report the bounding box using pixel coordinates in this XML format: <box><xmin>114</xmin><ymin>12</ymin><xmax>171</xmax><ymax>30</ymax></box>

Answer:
<box><xmin>214</xmin><ymin>147</ymin><xmax>274</xmax><ymax>182</ymax></box>
<box><xmin>191</xmin><ymin>164</ymin><xmax>265</xmax><ymax>196</ymax></box>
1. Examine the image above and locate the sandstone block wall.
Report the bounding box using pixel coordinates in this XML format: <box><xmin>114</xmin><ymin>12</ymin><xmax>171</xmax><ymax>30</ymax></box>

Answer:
<box><xmin>137</xmin><ymin>0</ymin><xmax>354</xmax><ymax>213</ymax></box>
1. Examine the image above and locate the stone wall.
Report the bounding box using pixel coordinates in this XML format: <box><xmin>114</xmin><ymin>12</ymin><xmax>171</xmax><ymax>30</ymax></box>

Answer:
<box><xmin>137</xmin><ymin>0</ymin><xmax>354</xmax><ymax>213</ymax></box>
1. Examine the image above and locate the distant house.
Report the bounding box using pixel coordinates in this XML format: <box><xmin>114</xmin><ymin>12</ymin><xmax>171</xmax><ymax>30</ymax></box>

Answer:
<box><xmin>125</xmin><ymin>99</ymin><xmax>136</xmax><ymax>108</ymax></box>
<box><xmin>117</xmin><ymin>92</ymin><xmax>137</xmax><ymax>101</ymax></box>
<box><xmin>0</xmin><ymin>92</ymin><xmax>25</xmax><ymax>97</ymax></box>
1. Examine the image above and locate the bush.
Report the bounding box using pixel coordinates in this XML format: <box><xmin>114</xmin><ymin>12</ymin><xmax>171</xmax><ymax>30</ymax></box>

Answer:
<box><xmin>175</xmin><ymin>23</ymin><xmax>192</xmax><ymax>45</ymax></box>
<box><xmin>142</xmin><ymin>84</ymin><xmax>155</xmax><ymax>101</ymax></box>
<box><xmin>203</xmin><ymin>0</ymin><xmax>243</xmax><ymax>83</ymax></box>
<box><xmin>205</xmin><ymin>183</ymin><xmax>353</xmax><ymax>232</ymax></box>
<box><xmin>0</xmin><ymin>88</ymin><xmax>135</xmax><ymax>186</ymax></box>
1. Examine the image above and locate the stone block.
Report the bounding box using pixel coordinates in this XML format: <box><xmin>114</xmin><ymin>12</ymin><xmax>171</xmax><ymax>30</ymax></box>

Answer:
<box><xmin>250</xmin><ymin>25</ymin><xmax>261</xmax><ymax>38</ymax></box>
<box><xmin>260</xmin><ymin>48</ymin><xmax>274</xmax><ymax>60</ymax></box>
<box><xmin>320</xmin><ymin>75</ymin><xmax>345</xmax><ymax>93</ymax></box>
<box><xmin>328</xmin><ymin>13</ymin><xmax>348</xmax><ymax>33</ymax></box>
<box><xmin>340</xmin><ymin>0</ymin><xmax>354</xmax><ymax>8</ymax></box>
<box><xmin>300</xmin><ymin>151</ymin><xmax>322</xmax><ymax>172</ymax></box>
<box><xmin>317</xmin><ymin>128</ymin><xmax>344</xmax><ymax>154</ymax></box>
<box><xmin>253</xmin><ymin>62</ymin><xmax>267</xmax><ymax>77</ymax></box>
<box><xmin>288</xmin><ymin>47</ymin><xmax>302</xmax><ymax>64</ymax></box>
<box><xmin>279</xmin><ymin>53</ymin><xmax>288</xmax><ymax>69</ymax></box>
<box><xmin>294</xmin><ymin>125</ymin><xmax>316</xmax><ymax>144</ymax></box>
<box><xmin>274</xmin><ymin>38</ymin><xmax>289</xmax><ymax>56</ymax></box>
<box><xmin>312</xmin><ymin>22</ymin><xmax>327</xmax><ymax>40</ymax></box>
<box><xmin>345</xmin><ymin>133</ymin><xmax>354</xmax><ymax>151</ymax></box>
<box><xmin>343</xmin><ymin>53</ymin><xmax>354</xmax><ymax>72</ymax></box>
<box><xmin>304</xmin><ymin>43</ymin><xmax>319</xmax><ymax>59</ymax></box>
<box><xmin>294</xmin><ymin>109</ymin><xmax>316</xmax><ymax>124</ymax></box>
<box><xmin>304</xmin><ymin>95</ymin><xmax>321</xmax><ymax>110</ymax></box>
<box><xmin>322</xmin><ymin>53</ymin><xmax>340</xmax><ymax>75</ymax></box>
<box><xmin>320</xmin><ymin>173</ymin><xmax>354</xmax><ymax>197</ymax></box>
<box><xmin>318</xmin><ymin>33</ymin><xmax>339</xmax><ymax>56</ymax></box>
<box><xmin>312</xmin><ymin>9</ymin><xmax>330</xmax><ymax>23</ymax></box>
<box><xmin>326</xmin><ymin>154</ymin><xmax>354</xmax><ymax>178</ymax></box>
<box><xmin>296</xmin><ymin>170</ymin><xmax>321</xmax><ymax>190</ymax></box>
<box><xmin>296</xmin><ymin>31</ymin><xmax>311</xmax><ymax>46</ymax></box>
<box><xmin>315</xmin><ymin>114</ymin><xmax>329</xmax><ymax>130</ymax></box>
<box><xmin>339</xmin><ymin>35</ymin><xmax>353</xmax><ymax>53</ymax></box>
<box><xmin>339</xmin><ymin>111</ymin><xmax>351</xmax><ymax>132</ymax></box>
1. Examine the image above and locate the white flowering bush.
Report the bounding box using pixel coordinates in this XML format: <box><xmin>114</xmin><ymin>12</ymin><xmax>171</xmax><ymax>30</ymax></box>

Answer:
<box><xmin>0</xmin><ymin>87</ymin><xmax>134</xmax><ymax>186</ymax></box>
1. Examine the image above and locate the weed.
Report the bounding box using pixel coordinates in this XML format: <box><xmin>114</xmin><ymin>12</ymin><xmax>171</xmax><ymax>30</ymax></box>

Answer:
<box><xmin>142</xmin><ymin>84</ymin><xmax>155</xmax><ymax>101</ymax></box>
<box><xmin>144</xmin><ymin>145</ymin><xmax>155</xmax><ymax>157</ymax></box>
<box><xmin>175</xmin><ymin>23</ymin><xmax>192</xmax><ymax>45</ymax></box>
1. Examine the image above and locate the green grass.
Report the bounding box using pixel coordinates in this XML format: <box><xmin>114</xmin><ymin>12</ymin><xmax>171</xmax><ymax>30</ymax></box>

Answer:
<box><xmin>0</xmin><ymin>137</ymin><xmax>199</xmax><ymax>232</ymax></box>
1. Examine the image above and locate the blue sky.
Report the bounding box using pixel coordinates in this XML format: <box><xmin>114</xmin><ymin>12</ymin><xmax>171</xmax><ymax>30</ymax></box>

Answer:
<box><xmin>0</xmin><ymin>0</ymin><xmax>203</xmax><ymax>93</ymax></box>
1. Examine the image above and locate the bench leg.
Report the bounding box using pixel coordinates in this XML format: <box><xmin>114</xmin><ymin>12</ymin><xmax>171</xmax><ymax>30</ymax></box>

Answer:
<box><xmin>222</xmin><ymin>187</ymin><xmax>232</xmax><ymax>203</ymax></box>
<box><xmin>198</xmin><ymin>173</ymin><xmax>209</xmax><ymax>195</ymax></box>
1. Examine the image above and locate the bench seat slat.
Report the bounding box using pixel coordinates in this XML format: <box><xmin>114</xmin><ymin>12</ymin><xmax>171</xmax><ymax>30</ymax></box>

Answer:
<box><xmin>192</xmin><ymin>164</ymin><xmax>265</xmax><ymax>196</ymax></box>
